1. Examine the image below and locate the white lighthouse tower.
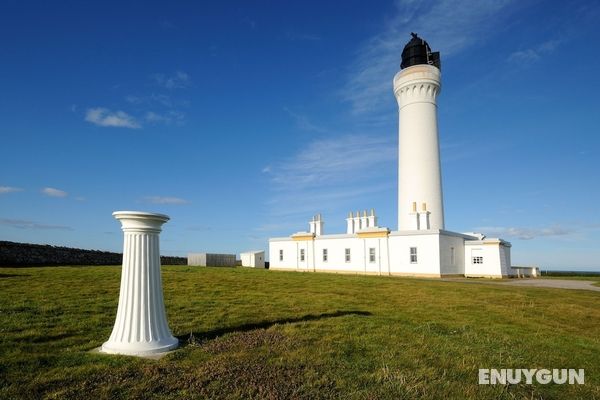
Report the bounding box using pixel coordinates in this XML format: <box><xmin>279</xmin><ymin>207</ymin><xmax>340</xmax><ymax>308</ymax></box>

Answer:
<box><xmin>394</xmin><ymin>33</ymin><xmax>444</xmax><ymax>231</ymax></box>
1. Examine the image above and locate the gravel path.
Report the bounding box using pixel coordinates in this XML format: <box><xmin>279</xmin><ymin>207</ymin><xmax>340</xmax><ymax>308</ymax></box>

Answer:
<box><xmin>439</xmin><ymin>278</ymin><xmax>600</xmax><ymax>292</ymax></box>
<box><xmin>495</xmin><ymin>279</ymin><xmax>600</xmax><ymax>292</ymax></box>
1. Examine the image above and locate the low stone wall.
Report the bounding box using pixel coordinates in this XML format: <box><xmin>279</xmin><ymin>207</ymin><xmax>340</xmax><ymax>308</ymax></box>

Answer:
<box><xmin>0</xmin><ymin>241</ymin><xmax>186</xmax><ymax>267</ymax></box>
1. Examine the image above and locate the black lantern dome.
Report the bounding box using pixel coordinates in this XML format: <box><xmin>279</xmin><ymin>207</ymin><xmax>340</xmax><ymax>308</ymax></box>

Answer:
<box><xmin>400</xmin><ymin>33</ymin><xmax>441</xmax><ymax>70</ymax></box>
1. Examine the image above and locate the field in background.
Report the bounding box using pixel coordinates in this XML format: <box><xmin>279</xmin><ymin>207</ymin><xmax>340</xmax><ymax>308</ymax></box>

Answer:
<box><xmin>1</xmin><ymin>266</ymin><xmax>598</xmax><ymax>399</ymax></box>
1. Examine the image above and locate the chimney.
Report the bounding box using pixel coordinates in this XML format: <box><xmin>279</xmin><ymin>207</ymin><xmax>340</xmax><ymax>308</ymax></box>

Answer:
<box><xmin>315</xmin><ymin>213</ymin><xmax>324</xmax><ymax>236</ymax></box>
<box><xmin>308</xmin><ymin>215</ymin><xmax>316</xmax><ymax>234</ymax></box>
<box><xmin>360</xmin><ymin>210</ymin><xmax>368</xmax><ymax>229</ymax></box>
<box><xmin>355</xmin><ymin>211</ymin><xmax>361</xmax><ymax>230</ymax></box>
<box><xmin>346</xmin><ymin>211</ymin><xmax>355</xmax><ymax>234</ymax></box>
<box><xmin>367</xmin><ymin>208</ymin><xmax>377</xmax><ymax>228</ymax></box>
<box><xmin>410</xmin><ymin>201</ymin><xmax>420</xmax><ymax>230</ymax></box>
<box><xmin>418</xmin><ymin>203</ymin><xmax>430</xmax><ymax>230</ymax></box>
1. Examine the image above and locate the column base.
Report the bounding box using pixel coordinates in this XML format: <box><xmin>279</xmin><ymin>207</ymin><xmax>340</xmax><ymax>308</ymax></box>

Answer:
<box><xmin>100</xmin><ymin>337</ymin><xmax>179</xmax><ymax>356</ymax></box>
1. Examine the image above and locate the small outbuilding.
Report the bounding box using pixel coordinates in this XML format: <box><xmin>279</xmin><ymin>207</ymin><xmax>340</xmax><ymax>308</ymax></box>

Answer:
<box><xmin>188</xmin><ymin>253</ymin><xmax>236</xmax><ymax>267</ymax></box>
<box><xmin>240</xmin><ymin>250</ymin><xmax>265</xmax><ymax>268</ymax></box>
<box><xmin>511</xmin><ymin>265</ymin><xmax>540</xmax><ymax>278</ymax></box>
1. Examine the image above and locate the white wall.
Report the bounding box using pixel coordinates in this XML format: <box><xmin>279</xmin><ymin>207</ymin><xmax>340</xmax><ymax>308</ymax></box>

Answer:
<box><xmin>464</xmin><ymin>241</ymin><xmax>511</xmax><ymax>278</ymax></box>
<box><xmin>271</xmin><ymin>232</ymin><xmax>514</xmax><ymax>278</ymax></box>
<box><xmin>314</xmin><ymin>236</ymin><xmax>364</xmax><ymax>273</ymax></box>
<box><xmin>439</xmin><ymin>234</ymin><xmax>465</xmax><ymax>275</ymax></box>
<box><xmin>511</xmin><ymin>266</ymin><xmax>539</xmax><ymax>278</ymax></box>
<box><xmin>269</xmin><ymin>239</ymin><xmax>302</xmax><ymax>270</ymax></box>
<box><xmin>241</xmin><ymin>251</ymin><xmax>265</xmax><ymax>268</ymax></box>
<box><xmin>271</xmin><ymin>232</ymin><xmax>455</xmax><ymax>277</ymax></box>
<box><xmin>388</xmin><ymin>233</ymin><xmax>441</xmax><ymax>276</ymax></box>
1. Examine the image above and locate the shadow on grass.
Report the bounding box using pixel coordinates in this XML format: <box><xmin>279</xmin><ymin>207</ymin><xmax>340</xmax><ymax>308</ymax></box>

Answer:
<box><xmin>30</xmin><ymin>332</ymin><xmax>74</xmax><ymax>343</ymax></box>
<box><xmin>176</xmin><ymin>310</ymin><xmax>372</xmax><ymax>345</ymax></box>
<box><xmin>0</xmin><ymin>273</ymin><xmax>30</xmax><ymax>278</ymax></box>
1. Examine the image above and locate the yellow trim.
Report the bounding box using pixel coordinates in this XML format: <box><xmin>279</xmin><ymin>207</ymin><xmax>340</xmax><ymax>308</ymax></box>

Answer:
<box><xmin>292</xmin><ymin>235</ymin><xmax>314</xmax><ymax>241</ymax></box>
<box><xmin>356</xmin><ymin>231</ymin><xmax>389</xmax><ymax>238</ymax></box>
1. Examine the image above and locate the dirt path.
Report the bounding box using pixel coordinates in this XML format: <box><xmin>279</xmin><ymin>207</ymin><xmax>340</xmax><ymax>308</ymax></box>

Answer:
<box><xmin>495</xmin><ymin>279</ymin><xmax>600</xmax><ymax>292</ymax></box>
<box><xmin>439</xmin><ymin>277</ymin><xmax>600</xmax><ymax>292</ymax></box>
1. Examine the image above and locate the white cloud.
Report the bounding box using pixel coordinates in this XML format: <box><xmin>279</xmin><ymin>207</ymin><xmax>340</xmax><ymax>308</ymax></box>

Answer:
<box><xmin>85</xmin><ymin>107</ymin><xmax>140</xmax><ymax>129</ymax></box>
<box><xmin>41</xmin><ymin>187</ymin><xmax>68</xmax><ymax>198</ymax></box>
<box><xmin>475</xmin><ymin>225</ymin><xmax>572</xmax><ymax>240</ymax></box>
<box><xmin>341</xmin><ymin>0</ymin><xmax>515</xmax><ymax>117</ymax></box>
<box><xmin>152</xmin><ymin>71</ymin><xmax>191</xmax><ymax>89</ymax></box>
<box><xmin>125</xmin><ymin>93</ymin><xmax>175</xmax><ymax>108</ymax></box>
<box><xmin>0</xmin><ymin>218</ymin><xmax>72</xmax><ymax>230</ymax></box>
<box><xmin>264</xmin><ymin>134</ymin><xmax>396</xmax><ymax>225</ymax></box>
<box><xmin>508</xmin><ymin>39</ymin><xmax>563</xmax><ymax>64</ymax></box>
<box><xmin>143</xmin><ymin>196</ymin><xmax>189</xmax><ymax>204</ymax></box>
<box><xmin>270</xmin><ymin>134</ymin><xmax>396</xmax><ymax>190</ymax></box>
<box><xmin>283</xmin><ymin>107</ymin><xmax>328</xmax><ymax>133</ymax></box>
<box><xmin>144</xmin><ymin>110</ymin><xmax>185</xmax><ymax>125</ymax></box>
<box><xmin>0</xmin><ymin>186</ymin><xmax>23</xmax><ymax>194</ymax></box>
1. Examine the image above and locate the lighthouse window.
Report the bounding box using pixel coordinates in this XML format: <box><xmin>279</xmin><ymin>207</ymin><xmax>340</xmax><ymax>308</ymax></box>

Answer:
<box><xmin>279</xmin><ymin>249</ymin><xmax>283</xmax><ymax>261</ymax></box>
<box><xmin>369</xmin><ymin>248</ymin><xmax>376</xmax><ymax>263</ymax></box>
<box><xmin>450</xmin><ymin>247</ymin><xmax>455</xmax><ymax>266</ymax></box>
<box><xmin>345</xmin><ymin>248</ymin><xmax>351</xmax><ymax>262</ymax></box>
<box><xmin>410</xmin><ymin>247</ymin><xmax>418</xmax><ymax>263</ymax></box>
<box><xmin>473</xmin><ymin>256</ymin><xmax>483</xmax><ymax>264</ymax></box>
<box><xmin>323</xmin><ymin>248</ymin><xmax>328</xmax><ymax>262</ymax></box>
<box><xmin>300</xmin><ymin>249</ymin><xmax>305</xmax><ymax>262</ymax></box>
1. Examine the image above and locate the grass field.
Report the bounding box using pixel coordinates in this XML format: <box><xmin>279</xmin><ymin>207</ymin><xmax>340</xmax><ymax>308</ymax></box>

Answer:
<box><xmin>1</xmin><ymin>266</ymin><xmax>599</xmax><ymax>399</ymax></box>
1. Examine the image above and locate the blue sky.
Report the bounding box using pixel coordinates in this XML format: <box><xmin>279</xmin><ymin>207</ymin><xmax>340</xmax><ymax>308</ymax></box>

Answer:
<box><xmin>1</xmin><ymin>0</ymin><xmax>599</xmax><ymax>270</ymax></box>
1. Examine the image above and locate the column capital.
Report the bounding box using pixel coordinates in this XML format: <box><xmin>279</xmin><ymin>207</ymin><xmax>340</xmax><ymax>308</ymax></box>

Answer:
<box><xmin>113</xmin><ymin>211</ymin><xmax>169</xmax><ymax>233</ymax></box>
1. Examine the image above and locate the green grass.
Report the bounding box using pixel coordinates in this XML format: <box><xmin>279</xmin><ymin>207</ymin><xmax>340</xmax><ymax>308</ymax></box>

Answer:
<box><xmin>1</xmin><ymin>266</ymin><xmax>599</xmax><ymax>399</ymax></box>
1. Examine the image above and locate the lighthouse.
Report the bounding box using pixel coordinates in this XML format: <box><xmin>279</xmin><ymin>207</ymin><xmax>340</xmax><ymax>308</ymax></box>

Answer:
<box><xmin>268</xmin><ymin>33</ymin><xmax>515</xmax><ymax>279</ymax></box>
<box><xmin>394</xmin><ymin>33</ymin><xmax>444</xmax><ymax>231</ymax></box>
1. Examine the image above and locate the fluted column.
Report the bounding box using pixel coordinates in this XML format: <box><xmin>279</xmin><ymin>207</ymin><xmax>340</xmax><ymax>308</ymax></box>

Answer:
<box><xmin>101</xmin><ymin>211</ymin><xmax>178</xmax><ymax>356</ymax></box>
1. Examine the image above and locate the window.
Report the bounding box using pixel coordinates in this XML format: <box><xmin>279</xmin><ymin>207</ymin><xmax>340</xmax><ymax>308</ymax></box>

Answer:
<box><xmin>300</xmin><ymin>249</ymin><xmax>305</xmax><ymax>262</ymax></box>
<box><xmin>279</xmin><ymin>249</ymin><xmax>283</xmax><ymax>261</ymax></box>
<box><xmin>450</xmin><ymin>247</ymin><xmax>455</xmax><ymax>266</ymax></box>
<box><xmin>369</xmin><ymin>247</ymin><xmax>376</xmax><ymax>263</ymax></box>
<box><xmin>323</xmin><ymin>248</ymin><xmax>328</xmax><ymax>262</ymax></box>
<box><xmin>410</xmin><ymin>247</ymin><xmax>418</xmax><ymax>263</ymax></box>
<box><xmin>345</xmin><ymin>248</ymin><xmax>351</xmax><ymax>263</ymax></box>
<box><xmin>472</xmin><ymin>256</ymin><xmax>483</xmax><ymax>264</ymax></box>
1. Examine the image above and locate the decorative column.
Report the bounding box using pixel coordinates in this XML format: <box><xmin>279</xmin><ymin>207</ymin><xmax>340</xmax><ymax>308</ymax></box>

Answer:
<box><xmin>101</xmin><ymin>211</ymin><xmax>178</xmax><ymax>356</ymax></box>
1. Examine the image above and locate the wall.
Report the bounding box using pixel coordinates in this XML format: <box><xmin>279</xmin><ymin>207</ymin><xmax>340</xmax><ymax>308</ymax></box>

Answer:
<box><xmin>0</xmin><ymin>241</ymin><xmax>186</xmax><ymax>266</ymax></box>
<box><xmin>439</xmin><ymin>233</ymin><xmax>466</xmax><ymax>275</ymax></box>
<box><xmin>241</xmin><ymin>252</ymin><xmax>265</xmax><ymax>268</ymax></box>
<box><xmin>269</xmin><ymin>232</ymin><xmax>454</xmax><ymax>277</ymax></box>
<box><xmin>269</xmin><ymin>239</ymin><xmax>301</xmax><ymax>270</ymax></box>
<box><xmin>388</xmin><ymin>233</ymin><xmax>441</xmax><ymax>276</ymax></box>
<box><xmin>464</xmin><ymin>241</ymin><xmax>510</xmax><ymax>278</ymax></box>
<box><xmin>187</xmin><ymin>253</ymin><xmax>236</xmax><ymax>267</ymax></box>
